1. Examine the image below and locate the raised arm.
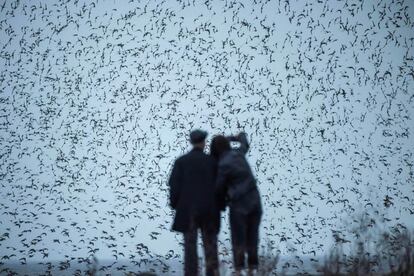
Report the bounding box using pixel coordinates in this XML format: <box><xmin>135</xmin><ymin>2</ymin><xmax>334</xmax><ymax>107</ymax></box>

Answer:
<box><xmin>227</xmin><ymin>132</ymin><xmax>250</xmax><ymax>155</ymax></box>
<box><xmin>168</xmin><ymin>159</ymin><xmax>182</xmax><ymax>209</ymax></box>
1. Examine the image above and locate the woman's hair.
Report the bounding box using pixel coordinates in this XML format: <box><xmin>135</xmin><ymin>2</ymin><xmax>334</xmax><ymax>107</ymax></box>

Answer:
<box><xmin>210</xmin><ymin>135</ymin><xmax>231</xmax><ymax>159</ymax></box>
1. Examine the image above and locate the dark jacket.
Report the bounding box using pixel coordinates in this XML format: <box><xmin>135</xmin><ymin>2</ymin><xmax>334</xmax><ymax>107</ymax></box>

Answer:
<box><xmin>169</xmin><ymin>148</ymin><xmax>221</xmax><ymax>233</ymax></box>
<box><xmin>216</xmin><ymin>133</ymin><xmax>262</xmax><ymax>215</ymax></box>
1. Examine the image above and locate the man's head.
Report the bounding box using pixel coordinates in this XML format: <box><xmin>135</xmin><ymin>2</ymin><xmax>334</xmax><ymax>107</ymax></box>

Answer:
<box><xmin>190</xmin><ymin>129</ymin><xmax>208</xmax><ymax>149</ymax></box>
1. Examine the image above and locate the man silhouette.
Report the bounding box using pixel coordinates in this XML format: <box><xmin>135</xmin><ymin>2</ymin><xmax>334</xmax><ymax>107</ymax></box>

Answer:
<box><xmin>169</xmin><ymin>129</ymin><xmax>220</xmax><ymax>276</ymax></box>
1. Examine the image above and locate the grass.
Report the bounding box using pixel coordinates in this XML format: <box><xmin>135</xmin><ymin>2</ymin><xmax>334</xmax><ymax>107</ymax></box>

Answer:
<box><xmin>316</xmin><ymin>215</ymin><xmax>414</xmax><ymax>276</ymax></box>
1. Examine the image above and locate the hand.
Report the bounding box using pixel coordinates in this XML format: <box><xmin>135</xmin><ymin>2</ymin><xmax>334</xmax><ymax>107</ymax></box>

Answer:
<box><xmin>237</xmin><ymin>132</ymin><xmax>246</xmax><ymax>139</ymax></box>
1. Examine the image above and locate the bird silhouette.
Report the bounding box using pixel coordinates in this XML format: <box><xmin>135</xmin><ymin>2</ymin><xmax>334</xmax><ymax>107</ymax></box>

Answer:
<box><xmin>0</xmin><ymin>0</ymin><xmax>413</xmax><ymax>274</ymax></box>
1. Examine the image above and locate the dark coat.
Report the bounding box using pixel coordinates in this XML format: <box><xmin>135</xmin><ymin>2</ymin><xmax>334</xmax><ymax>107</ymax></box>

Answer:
<box><xmin>216</xmin><ymin>133</ymin><xmax>262</xmax><ymax>215</ymax></box>
<box><xmin>168</xmin><ymin>148</ymin><xmax>221</xmax><ymax>233</ymax></box>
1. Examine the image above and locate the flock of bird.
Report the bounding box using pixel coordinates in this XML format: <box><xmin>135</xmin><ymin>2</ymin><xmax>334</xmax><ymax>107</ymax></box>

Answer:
<box><xmin>0</xmin><ymin>0</ymin><xmax>413</xmax><ymax>274</ymax></box>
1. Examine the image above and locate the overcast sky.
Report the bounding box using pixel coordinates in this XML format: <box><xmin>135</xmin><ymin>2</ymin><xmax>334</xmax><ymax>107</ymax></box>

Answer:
<box><xmin>0</xmin><ymin>0</ymin><xmax>413</xmax><ymax>274</ymax></box>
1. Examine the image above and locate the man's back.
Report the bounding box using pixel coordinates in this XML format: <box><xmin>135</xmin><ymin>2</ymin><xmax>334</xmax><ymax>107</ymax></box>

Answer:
<box><xmin>169</xmin><ymin>148</ymin><xmax>219</xmax><ymax>232</ymax></box>
<box><xmin>169</xmin><ymin>130</ymin><xmax>220</xmax><ymax>276</ymax></box>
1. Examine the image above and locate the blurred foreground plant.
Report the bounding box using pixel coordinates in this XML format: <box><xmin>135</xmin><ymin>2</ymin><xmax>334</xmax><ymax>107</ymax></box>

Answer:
<box><xmin>317</xmin><ymin>214</ymin><xmax>414</xmax><ymax>276</ymax></box>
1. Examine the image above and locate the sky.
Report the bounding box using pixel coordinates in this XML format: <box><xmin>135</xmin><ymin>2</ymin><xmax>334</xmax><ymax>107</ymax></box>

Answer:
<box><xmin>0</xmin><ymin>0</ymin><xmax>413</xmax><ymax>274</ymax></box>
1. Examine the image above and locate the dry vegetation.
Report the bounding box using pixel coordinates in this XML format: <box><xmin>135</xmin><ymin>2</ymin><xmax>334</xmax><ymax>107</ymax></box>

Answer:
<box><xmin>84</xmin><ymin>215</ymin><xmax>413</xmax><ymax>275</ymax></box>
<box><xmin>316</xmin><ymin>215</ymin><xmax>414</xmax><ymax>276</ymax></box>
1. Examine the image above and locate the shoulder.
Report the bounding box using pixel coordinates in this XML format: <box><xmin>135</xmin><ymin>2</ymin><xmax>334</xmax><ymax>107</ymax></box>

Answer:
<box><xmin>201</xmin><ymin>152</ymin><xmax>217</xmax><ymax>166</ymax></box>
<box><xmin>205</xmin><ymin>153</ymin><xmax>216</xmax><ymax>161</ymax></box>
<box><xmin>226</xmin><ymin>150</ymin><xmax>240</xmax><ymax>159</ymax></box>
<box><xmin>175</xmin><ymin>154</ymin><xmax>187</xmax><ymax>164</ymax></box>
<box><xmin>231</xmin><ymin>148</ymin><xmax>245</xmax><ymax>158</ymax></box>
<box><xmin>179</xmin><ymin>150</ymin><xmax>210</xmax><ymax>162</ymax></box>
<box><xmin>220</xmin><ymin>150</ymin><xmax>244</xmax><ymax>165</ymax></box>
<box><xmin>218</xmin><ymin>151</ymin><xmax>234</xmax><ymax>165</ymax></box>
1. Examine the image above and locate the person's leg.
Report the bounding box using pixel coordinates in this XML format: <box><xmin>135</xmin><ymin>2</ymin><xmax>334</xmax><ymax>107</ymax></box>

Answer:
<box><xmin>230</xmin><ymin>209</ymin><xmax>247</xmax><ymax>273</ymax></box>
<box><xmin>246</xmin><ymin>209</ymin><xmax>262</xmax><ymax>271</ymax></box>
<box><xmin>184</xmin><ymin>226</ymin><xmax>199</xmax><ymax>276</ymax></box>
<box><xmin>201</xmin><ymin>228</ymin><xmax>219</xmax><ymax>276</ymax></box>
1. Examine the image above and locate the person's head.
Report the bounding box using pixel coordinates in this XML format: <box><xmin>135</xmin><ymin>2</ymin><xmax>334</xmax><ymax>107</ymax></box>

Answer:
<box><xmin>190</xmin><ymin>129</ymin><xmax>208</xmax><ymax>150</ymax></box>
<box><xmin>210</xmin><ymin>135</ymin><xmax>231</xmax><ymax>159</ymax></box>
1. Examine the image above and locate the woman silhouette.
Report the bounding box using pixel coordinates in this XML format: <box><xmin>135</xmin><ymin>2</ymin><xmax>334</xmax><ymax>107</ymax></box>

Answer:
<box><xmin>210</xmin><ymin>132</ymin><xmax>262</xmax><ymax>276</ymax></box>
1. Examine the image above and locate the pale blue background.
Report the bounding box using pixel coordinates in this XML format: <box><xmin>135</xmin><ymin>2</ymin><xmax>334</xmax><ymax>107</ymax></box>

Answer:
<box><xmin>0</xmin><ymin>0</ymin><xmax>413</xmax><ymax>274</ymax></box>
